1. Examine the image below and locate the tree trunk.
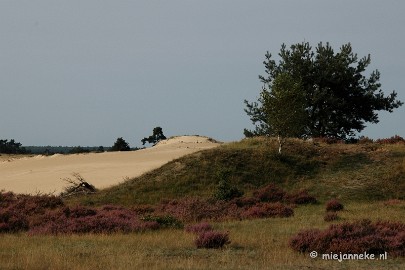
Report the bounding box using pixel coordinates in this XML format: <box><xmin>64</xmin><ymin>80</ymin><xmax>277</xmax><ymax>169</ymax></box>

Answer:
<box><xmin>277</xmin><ymin>135</ymin><xmax>282</xmax><ymax>154</ymax></box>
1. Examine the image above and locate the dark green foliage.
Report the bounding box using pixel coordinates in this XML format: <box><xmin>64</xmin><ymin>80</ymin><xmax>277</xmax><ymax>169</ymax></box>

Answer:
<box><xmin>213</xmin><ymin>170</ymin><xmax>243</xmax><ymax>201</ymax></box>
<box><xmin>141</xmin><ymin>127</ymin><xmax>167</xmax><ymax>146</ymax></box>
<box><xmin>245</xmin><ymin>42</ymin><xmax>403</xmax><ymax>139</ymax></box>
<box><xmin>142</xmin><ymin>215</ymin><xmax>183</xmax><ymax>229</ymax></box>
<box><xmin>68</xmin><ymin>146</ymin><xmax>90</xmax><ymax>154</ymax></box>
<box><xmin>111</xmin><ymin>137</ymin><xmax>131</xmax><ymax>151</ymax></box>
<box><xmin>0</xmin><ymin>139</ymin><xmax>28</xmax><ymax>154</ymax></box>
<box><xmin>24</xmin><ymin>146</ymin><xmax>110</xmax><ymax>154</ymax></box>
<box><xmin>261</xmin><ymin>73</ymin><xmax>307</xmax><ymax>153</ymax></box>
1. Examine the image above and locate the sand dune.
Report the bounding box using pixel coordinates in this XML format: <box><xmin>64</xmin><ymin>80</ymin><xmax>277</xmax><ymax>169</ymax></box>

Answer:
<box><xmin>0</xmin><ymin>136</ymin><xmax>220</xmax><ymax>195</ymax></box>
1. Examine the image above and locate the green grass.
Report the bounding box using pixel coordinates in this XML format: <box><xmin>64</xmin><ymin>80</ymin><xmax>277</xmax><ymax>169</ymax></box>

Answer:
<box><xmin>66</xmin><ymin>138</ymin><xmax>405</xmax><ymax>206</ymax></box>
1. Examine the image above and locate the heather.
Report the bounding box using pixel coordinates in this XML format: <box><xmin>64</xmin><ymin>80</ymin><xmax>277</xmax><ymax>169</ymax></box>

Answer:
<box><xmin>1</xmin><ymin>198</ymin><xmax>404</xmax><ymax>269</ymax></box>
<box><xmin>1</xmin><ymin>183</ymin><xmax>309</xmax><ymax>235</ymax></box>
<box><xmin>0</xmin><ymin>195</ymin><xmax>161</xmax><ymax>235</ymax></box>
<box><xmin>153</xmin><ymin>184</ymin><xmax>316</xmax><ymax>222</ymax></box>
<box><xmin>194</xmin><ymin>230</ymin><xmax>230</xmax><ymax>249</ymax></box>
<box><xmin>289</xmin><ymin>219</ymin><xmax>405</xmax><ymax>257</ymax></box>
<box><xmin>1</xmin><ymin>138</ymin><xmax>405</xmax><ymax>268</ymax></box>
<box><xmin>325</xmin><ymin>198</ymin><xmax>344</xmax><ymax>212</ymax></box>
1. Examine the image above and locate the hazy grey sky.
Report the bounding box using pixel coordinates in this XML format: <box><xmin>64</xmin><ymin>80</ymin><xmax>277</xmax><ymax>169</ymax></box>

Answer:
<box><xmin>1</xmin><ymin>0</ymin><xmax>404</xmax><ymax>146</ymax></box>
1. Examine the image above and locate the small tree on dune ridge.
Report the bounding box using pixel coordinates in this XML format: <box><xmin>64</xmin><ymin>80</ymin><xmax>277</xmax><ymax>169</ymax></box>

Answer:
<box><xmin>111</xmin><ymin>137</ymin><xmax>131</xmax><ymax>151</ymax></box>
<box><xmin>141</xmin><ymin>127</ymin><xmax>167</xmax><ymax>146</ymax></box>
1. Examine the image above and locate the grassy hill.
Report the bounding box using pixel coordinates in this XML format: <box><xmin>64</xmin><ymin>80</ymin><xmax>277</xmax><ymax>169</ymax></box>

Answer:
<box><xmin>67</xmin><ymin>137</ymin><xmax>405</xmax><ymax>206</ymax></box>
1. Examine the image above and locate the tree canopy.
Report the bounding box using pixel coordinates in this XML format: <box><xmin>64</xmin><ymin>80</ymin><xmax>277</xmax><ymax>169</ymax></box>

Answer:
<box><xmin>141</xmin><ymin>127</ymin><xmax>167</xmax><ymax>146</ymax></box>
<box><xmin>0</xmin><ymin>139</ymin><xmax>28</xmax><ymax>154</ymax></box>
<box><xmin>262</xmin><ymin>73</ymin><xmax>307</xmax><ymax>153</ymax></box>
<box><xmin>111</xmin><ymin>137</ymin><xmax>131</xmax><ymax>151</ymax></box>
<box><xmin>244</xmin><ymin>42</ymin><xmax>403</xmax><ymax>140</ymax></box>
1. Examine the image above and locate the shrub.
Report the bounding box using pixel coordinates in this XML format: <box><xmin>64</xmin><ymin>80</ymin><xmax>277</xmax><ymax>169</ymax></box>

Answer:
<box><xmin>29</xmin><ymin>206</ymin><xmax>160</xmax><ymax>235</ymax></box>
<box><xmin>313</xmin><ymin>137</ymin><xmax>345</xmax><ymax>144</ymax></box>
<box><xmin>213</xmin><ymin>170</ymin><xmax>243</xmax><ymax>201</ymax></box>
<box><xmin>185</xmin><ymin>222</ymin><xmax>213</xmax><ymax>234</ymax></box>
<box><xmin>195</xmin><ymin>230</ymin><xmax>230</xmax><ymax>249</ymax></box>
<box><xmin>285</xmin><ymin>190</ymin><xmax>317</xmax><ymax>205</ymax></box>
<box><xmin>242</xmin><ymin>202</ymin><xmax>294</xmax><ymax>219</ymax></box>
<box><xmin>0</xmin><ymin>192</ymin><xmax>16</xmax><ymax>204</ymax></box>
<box><xmin>230</xmin><ymin>197</ymin><xmax>259</xmax><ymax>208</ymax></box>
<box><xmin>358</xmin><ymin>136</ymin><xmax>374</xmax><ymax>144</ymax></box>
<box><xmin>289</xmin><ymin>219</ymin><xmax>405</xmax><ymax>257</ymax></box>
<box><xmin>142</xmin><ymin>215</ymin><xmax>183</xmax><ymax>229</ymax></box>
<box><xmin>376</xmin><ymin>135</ymin><xmax>405</xmax><ymax>144</ymax></box>
<box><xmin>111</xmin><ymin>137</ymin><xmax>131</xmax><ymax>151</ymax></box>
<box><xmin>63</xmin><ymin>205</ymin><xmax>97</xmax><ymax>218</ymax></box>
<box><xmin>324</xmin><ymin>212</ymin><xmax>339</xmax><ymax>222</ymax></box>
<box><xmin>0</xmin><ymin>209</ymin><xmax>29</xmax><ymax>233</ymax></box>
<box><xmin>382</xmin><ymin>199</ymin><xmax>403</xmax><ymax>206</ymax></box>
<box><xmin>253</xmin><ymin>184</ymin><xmax>286</xmax><ymax>202</ymax></box>
<box><xmin>325</xmin><ymin>199</ymin><xmax>344</xmax><ymax>212</ymax></box>
<box><xmin>0</xmin><ymin>192</ymin><xmax>64</xmax><ymax>216</ymax></box>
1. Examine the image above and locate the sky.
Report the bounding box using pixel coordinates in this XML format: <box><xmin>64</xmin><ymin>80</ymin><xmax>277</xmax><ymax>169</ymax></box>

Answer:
<box><xmin>1</xmin><ymin>0</ymin><xmax>404</xmax><ymax>147</ymax></box>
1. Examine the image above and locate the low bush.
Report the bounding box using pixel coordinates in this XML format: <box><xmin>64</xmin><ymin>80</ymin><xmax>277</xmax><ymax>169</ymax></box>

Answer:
<box><xmin>289</xmin><ymin>219</ymin><xmax>405</xmax><ymax>257</ymax></box>
<box><xmin>325</xmin><ymin>199</ymin><xmax>344</xmax><ymax>212</ymax></box>
<box><xmin>142</xmin><ymin>215</ymin><xmax>183</xmax><ymax>229</ymax></box>
<box><xmin>313</xmin><ymin>137</ymin><xmax>345</xmax><ymax>144</ymax></box>
<box><xmin>214</xmin><ymin>171</ymin><xmax>243</xmax><ymax>201</ymax></box>
<box><xmin>382</xmin><ymin>199</ymin><xmax>403</xmax><ymax>206</ymax></box>
<box><xmin>285</xmin><ymin>190</ymin><xmax>317</xmax><ymax>205</ymax></box>
<box><xmin>0</xmin><ymin>192</ymin><xmax>64</xmax><ymax>216</ymax></box>
<box><xmin>376</xmin><ymin>135</ymin><xmax>405</xmax><ymax>144</ymax></box>
<box><xmin>242</xmin><ymin>202</ymin><xmax>293</xmax><ymax>219</ymax></box>
<box><xmin>29</xmin><ymin>206</ymin><xmax>160</xmax><ymax>235</ymax></box>
<box><xmin>357</xmin><ymin>136</ymin><xmax>374</xmax><ymax>144</ymax></box>
<box><xmin>324</xmin><ymin>212</ymin><xmax>339</xmax><ymax>222</ymax></box>
<box><xmin>230</xmin><ymin>197</ymin><xmax>259</xmax><ymax>208</ymax></box>
<box><xmin>195</xmin><ymin>230</ymin><xmax>230</xmax><ymax>249</ymax></box>
<box><xmin>0</xmin><ymin>209</ymin><xmax>29</xmax><ymax>233</ymax></box>
<box><xmin>253</xmin><ymin>184</ymin><xmax>286</xmax><ymax>202</ymax></box>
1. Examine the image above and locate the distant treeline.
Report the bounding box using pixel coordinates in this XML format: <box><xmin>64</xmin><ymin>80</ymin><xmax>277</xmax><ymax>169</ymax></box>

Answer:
<box><xmin>24</xmin><ymin>146</ymin><xmax>110</xmax><ymax>155</ymax></box>
<box><xmin>2</xmin><ymin>127</ymin><xmax>163</xmax><ymax>155</ymax></box>
<box><xmin>1</xmin><ymin>139</ymin><xmax>142</xmax><ymax>155</ymax></box>
<box><xmin>0</xmin><ymin>139</ymin><xmax>29</xmax><ymax>154</ymax></box>
<box><xmin>24</xmin><ymin>145</ymin><xmax>142</xmax><ymax>155</ymax></box>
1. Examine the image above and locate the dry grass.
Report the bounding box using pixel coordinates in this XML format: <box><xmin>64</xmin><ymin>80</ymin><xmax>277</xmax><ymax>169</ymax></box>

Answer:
<box><xmin>66</xmin><ymin>138</ymin><xmax>405</xmax><ymax>207</ymax></box>
<box><xmin>1</xmin><ymin>201</ymin><xmax>404</xmax><ymax>270</ymax></box>
<box><xmin>2</xmin><ymin>139</ymin><xmax>405</xmax><ymax>269</ymax></box>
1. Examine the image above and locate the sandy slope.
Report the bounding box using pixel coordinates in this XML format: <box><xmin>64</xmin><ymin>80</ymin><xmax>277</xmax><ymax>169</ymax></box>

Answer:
<box><xmin>0</xmin><ymin>136</ymin><xmax>220</xmax><ymax>195</ymax></box>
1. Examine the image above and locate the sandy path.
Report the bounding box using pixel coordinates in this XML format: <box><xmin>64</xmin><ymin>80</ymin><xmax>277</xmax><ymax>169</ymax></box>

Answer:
<box><xmin>0</xmin><ymin>136</ymin><xmax>220</xmax><ymax>194</ymax></box>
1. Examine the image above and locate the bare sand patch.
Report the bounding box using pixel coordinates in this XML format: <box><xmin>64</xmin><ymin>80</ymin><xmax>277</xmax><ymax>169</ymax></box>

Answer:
<box><xmin>0</xmin><ymin>136</ymin><xmax>220</xmax><ymax>195</ymax></box>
